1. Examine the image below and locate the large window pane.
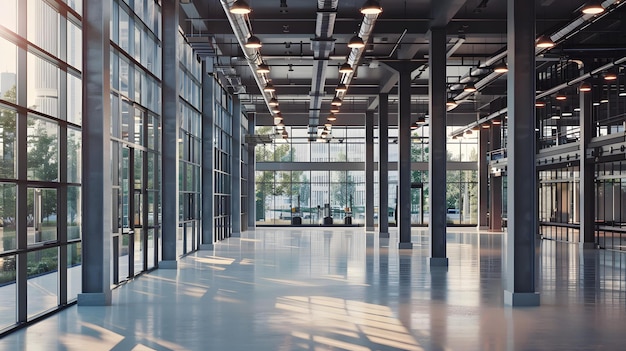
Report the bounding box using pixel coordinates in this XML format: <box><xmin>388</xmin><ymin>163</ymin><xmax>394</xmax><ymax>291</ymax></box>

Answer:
<box><xmin>0</xmin><ymin>184</ymin><xmax>17</xmax><ymax>252</ymax></box>
<box><xmin>67</xmin><ymin>20</ymin><xmax>82</xmax><ymax>70</ymax></box>
<box><xmin>27</xmin><ymin>53</ymin><xmax>59</xmax><ymax>118</ymax></box>
<box><xmin>27</xmin><ymin>0</ymin><xmax>60</xmax><ymax>56</ymax></box>
<box><xmin>27</xmin><ymin>117</ymin><xmax>58</xmax><ymax>181</ymax></box>
<box><xmin>67</xmin><ymin>242</ymin><xmax>81</xmax><ymax>301</ymax></box>
<box><xmin>67</xmin><ymin>73</ymin><xmax>82</xmax><ymax>125</ymax></box>
<box><xmin>67</xmin><ymin>186</ymin><xmax>81</xmax><ymax>240</ymax></box>
<box><xmin>27</xmin><ymin>188</ymin><xmax>57</xmax><ymax>244</ymax></box>
<box><xmin>0</xmin><ymin>38</ymin><xmax>17</xmax><ymax>101</ymax></box>
<box><xmin>0</xmin><ymin>107</ymin><xmax>17</xmax><ymax>179</ymax></box>
<box><xmin>67</xmin><ymin>128</ymin><xmax>81</xmax><ymax>183</ymax></box>
<box><xmin>27</xmin><ymin>247</ymin><xmax>58</xmax><ymax>318</ymax></box>
<box><xmin>0</xmin><ymin>254</ymin><xmax>16</xmax><ymax>329</ymax></box>
<box><xmin>1</xmin><ymin>0</ymin><xmax>17</xmax><ymax>32</ymax></box>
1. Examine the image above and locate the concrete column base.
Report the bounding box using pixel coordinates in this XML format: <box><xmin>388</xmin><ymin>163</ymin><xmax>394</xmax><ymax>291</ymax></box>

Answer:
<box><xmin>159</xmin><ymin>260</ymin><xmax>178</xmax><ymax>269</ymax></box>
<box><xmin>504</xmin><ymin>291</ymin><xmax>540</xmax><ymax>307</ymax></box>
<box><xmin>365</xmin><ymin>227</ymin><xmax>375</xmax><ymax>232</ymax></box>
<box><xmin>77</xmin><ymin>292</ymin><xmax>112</xmax><ymax>306</ymax></box>
<box><xmin>199</xmin><ymin>244</ymin><xmax>214</xmax><ymax>250</ymax></box>
<box><xmin>231</xmin><ymin>232</ymin><xmax>241</xmax><ymax>238</ymax></box>
<box><xmin>580</xmin><ymin>242</ymin><xmax>597</xmax><ymax>250</ymax></box>
<box><xmin>478</xmin><ymin>226</ymin><xmax>489</xmax><ymax>230</ymax></box>
<box><xmin>378</xmin><ymin>232</ymin><xmax>389</xmax><ymax>238</ymax></box>
<box><xmin>398</xmin><ymin>242</ymin><xmax>413</xmax><ymax>249</ymax></box>
<box><xmin>430</xmin><ymin>257</ymin><xmax>449</xmax><ymax>267</ymax></box>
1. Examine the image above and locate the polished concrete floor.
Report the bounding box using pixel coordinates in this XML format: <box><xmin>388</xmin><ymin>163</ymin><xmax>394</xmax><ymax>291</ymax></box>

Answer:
<box><xmin>1</xmin><ymin>227</ymin><xmax>626</xmax><ymax>350</ymax></box>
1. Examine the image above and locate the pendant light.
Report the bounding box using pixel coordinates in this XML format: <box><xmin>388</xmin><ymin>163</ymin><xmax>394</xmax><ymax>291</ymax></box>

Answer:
<box><xmin>229</xmin><ymin>0</ymin><xmax>252</xmax><ymax>15</ymax></box>
<box><xmin>348</xmin><ymin>35</ymin><xmax>365</xmax><ymax>49</ymax></box>
<box><xmin>245</xmin><ymin>35</ymin><xmax>262</xmax><ymax>49</ymax></box>
<box><xmin>339</xmin><ymin>63</ymin><xmax>354</xmax><ymax>74</ymax></box>
<box><xmin>360</xmin><ymin>0</ymin><xmax>383</xmax><ymax>15</ymax></box>
<box><xmin>581</xmin><ymin>0</ymin><xmax>605</xmax><ymax>15</ymax></box>
<box><xmin>257</xmin><ymin>63</ymin><xmax>270</xmax><ymax>74</ymax></box>
<box><xmin>536</xmin><ymin>35</ymin><xmax>555</xmax><ymax>48</ymax></box>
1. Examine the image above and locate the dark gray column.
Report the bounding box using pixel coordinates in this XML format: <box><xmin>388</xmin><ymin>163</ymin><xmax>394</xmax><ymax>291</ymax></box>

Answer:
<box><xmin>231</xmin><ymin>96</ymin><xmax>242</xmax><ymax>237</ymax></box>
<box><xmin>579</xmin><ymin>85</ymin><xmax>595</xmax><ymax>248</ymax></box>
<box><xmin>378</xmin><ymin>93</ymin><xmax>389</xmax><ymax>238</ymax></box>
<box><xmin>429</xmin><ymin>27</ymin><xmax>448</xmax><ymax>266</ymax></box>
<box><xmin>490</xmin><ymin>125</ymin><xmax>502</xmax><ymax>231</ymax></box>
<box><xmin>504</xmin><ymin>0</ymin><xmax>540</xmax><ymax>306</ymax></box>
<box><xmin>78</xmin><ymin>0</ymin><xmax>112</xmax><ymax>305</ymax></box>
<box><xmin>365</xmin><ymin>110</ymin><xmax>375</xmax><ymax>231</ymax></box>
<box><xmin>200</xmin><ymin>61</ymin><xmax>214</xmax><ymax>250</ymax></box>
<box><xmin>160</xmin><ymin>0</ymin><xmax>179</xmax><ymax>268</ymax></box>
<box><xmin>382</xmin><ymin>61</ymin><xmax>421</xmax><ymax>249</ymax></box>
<box><xmin>248</xmin><ymin>114</ymin><xmax>257</xmax><ymax>230</ymax></box>
<box><xmin>479</xmin><ymin>128</ymin><xmax>489</xmax><ymax>229</ymax></box>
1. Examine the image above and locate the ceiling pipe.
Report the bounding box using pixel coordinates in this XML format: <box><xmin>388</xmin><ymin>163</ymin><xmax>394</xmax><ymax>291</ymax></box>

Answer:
<box><xmin>219</xmin><ymin>0</ymin><xmax>273</xmax><ymax>112</ymax></box>
<box><xmin>337</xmin><ymin>6</ymin><xmax>382</xmax><ymax>100</ymax></box>
<box><xmin>451</xmin><ymin>0</ymin><xmax>624</xmax><ymax>103</ymax></box>
<box><xmin>308</xmin><ymin>0</ymin><xmax>339</xmax><ymax>139</ymax></box>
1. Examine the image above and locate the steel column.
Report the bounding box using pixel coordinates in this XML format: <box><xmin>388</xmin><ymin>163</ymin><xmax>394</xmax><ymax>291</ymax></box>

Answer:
<box><xmin>200</xmin><ymin>61</ymin><xmax>214</xmax><ymax>250</ymax></box>
<box><xmin>579</xmin><ymin>85</ymin><xmax>595</xmax><ymax>247</ymax></box>
<box><xmin>378</xmin><ymin>93</ymin><xmax>389</xmax><ymax>237</ymax></box>
<box><xmin>504</xmin><ymin>0</ymin><xmax>540</xmax><ymax>306</ymax></box>
<box><xmin>365</xmin><ymin>110</ymin><xmax>375</xmax><ymax>231</ymax></box>
<box><xmin>231</xmin><ymin>96</ymin><xmax>242</xmax><ymax>237</ymax></box>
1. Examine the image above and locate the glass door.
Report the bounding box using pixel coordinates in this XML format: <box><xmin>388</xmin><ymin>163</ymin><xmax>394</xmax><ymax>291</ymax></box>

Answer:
<box><xmin>411</xmin><ymin>183</ymin><xmax>425</xmax><ymax>225</ymax></box>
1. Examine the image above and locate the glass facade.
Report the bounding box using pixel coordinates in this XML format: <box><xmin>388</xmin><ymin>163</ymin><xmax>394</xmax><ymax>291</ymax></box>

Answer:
<box><xmin>255</xmin><ymin>126</ymin><xmax>479</xmax><ymax>226</ymax></box>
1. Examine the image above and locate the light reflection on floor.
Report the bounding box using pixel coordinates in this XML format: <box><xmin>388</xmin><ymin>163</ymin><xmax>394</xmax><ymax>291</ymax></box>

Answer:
<box><xmin>1</xmin><ymin>227</ymin><xmax>626</xmax><ymax>350</ymax></box>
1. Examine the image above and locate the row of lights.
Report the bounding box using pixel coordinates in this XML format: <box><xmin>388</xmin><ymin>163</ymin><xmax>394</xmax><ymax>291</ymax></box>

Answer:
<box><xmin>320</xmin><ymin>0</ymin><xmax>382</xmax><ymax>142</ymax></box>
<box><xmin>451</xmin><ymin>1</ymin><xmax>606</xmax><ymax>104</ymax></box>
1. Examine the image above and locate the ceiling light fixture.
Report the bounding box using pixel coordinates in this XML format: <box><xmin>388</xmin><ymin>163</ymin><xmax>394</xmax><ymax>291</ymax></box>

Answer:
<box><xmin>536</xmin><ymin>35</ymin><xmax>555</xmax><ymax>48</ymax></box>
<box><xmin>271</xmin><ymin>107</ymin><xmax>280</xmax><ymax>114</ymax></box>
<box><xmin>416</xmin><ymin>115</ymin><xmax>426</xmax><ymax>124</ymax></box>
<box><xmin>446</xmin><ymin>97</ymin><xmax>457</xmax><ymax>107</ymax></box>
<box><xmin>263</xmin><ymin>82</ymin><xmax>275</xmax><ymax>92</ymax></box>
<box><xmin>229</xmin><ymin>0</ymin><xmax>252</xmax><ymax>14</ymax></box>
<box><xmin>245</xmin><ymin>35</ymin><xmax>262</xmax><ymax>49</ymax></box>
<box><xmin>619</xmin><ymin>91</ymin><xmax>626</xmax><ymax>97</ymax></box>
<box><xmin>330</xmin><ymin>106</ymin><xmax>340</xmax><ymax>113</ymax></box>
<box><xmin>336</xmin><ymin>83</ymin><xmax>348</xmax><ymax>93</ymax></box>
<box><xmin>555</xmin><ymin>94</ymin><xmax>567</xmax><ymax>101</ymax></box>
<box><xmin>411</xmin><ymin>124</ymin><xmax>418</xmax><ymax>130</ymax></box>
<box><xmin>493</xmin><ymin>61</ymin><xmax>508</xmax><ymax>73</ymax></box>
<box><xmin>273</xmin><ymin>117</ymin><xmax>283</xmax><ymax>125</ymax></box>
<box><xmin>327</xmin><ymin>113</ymin><xmax>337</xmax><ymax>121</ymax></box>
<box><xmin>331</xmin><ymin>97</ymin><xmax>343</xmax><ymax>106</ymax></box>
<box><xmin>348</xmin><ymin>35</ymin><xmax>365</xmax><ymax>49</ymax></box>
<box><xmin>492</xmin><ymin>119</ymin><xmax>502</xmax><ymax>125</ymax></box>
<box><xmin>579</xmin><ymin>82</ymin><xmax>592</xmax><ymax>92</ymax></box>
<box><xmin>464</xmin><ymin>82</ymin><xmax>477</xmax><ymax>92</ymax></box>
<box><xmin>339</xmin><ymin>63</ymin><xmax>354</xmax><ymax>74</ymax></box>
<box><xmin>535</xmin><ymin>101</ymin><xmax>546</xmax><ymax>107</ymax></box>
<box><xmin>359</xmin><ymin>0</ymin><xmax>383</xmax><ymax>15</ymax></box>
<box><xmin>269</xmin><ymin>97</ymin><xmax>279</xmax><ymax>107</ymax></box>
<box><xmin>604</xmin><ymin>71</ymin><xmax>618</xmax><ymax>81</ymax></box>
<box><xmin>257</xmin><ymin>63</ymin><xmax>270</xmax><ymax>74</ymax></box>
<box><xmin>581</xmin><ymin>0</ymin><xmax>605</xmax><ymax>15</ymax></box>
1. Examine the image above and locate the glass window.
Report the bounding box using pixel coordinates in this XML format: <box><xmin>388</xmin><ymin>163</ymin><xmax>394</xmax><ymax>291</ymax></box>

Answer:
<box><xmin>67</xmin><ymin>242</ymin><xmax>81</xmax><ymax>301</ymax></box>
<box><xmin>67</xmin><ymin>20</ymin><xmax>82</xmax><ymax>70</ymax></box>
<box><xmin>119</xmin><ymin>57</ymin><xmax>130</xmax><ymax>98</ymax></box>
<box><xmin>27</xmin><ymin>117</ymin><xmax>58</xmax><ymax>181</ymax></box>
<box><xmin>27</xmin><ymin>247</ymin><xmax>58</xmax><ymax>318</ymax></box>
<box><xmin>0</xmin><ymin>254</ymin><xmax>16</xmax><ymax>329</ymax></box>
<box><xmin>67</xmin><ymin>186</ymin><xmax>81</xmax><ymax>240</ymax></box>
<box><xmin>119</xmin><ymin>6</ymin><xmax>130</xmax><ymax>52</ymax></box>
<box><xmin>0</xmin><ymin>38</ymin><xmax>17</xmax><ymax>102</ymax></box>
<box><xmin>27</xmin><ymin>188</ymin><xmax>57</xmax><ymax>244</ymax></box>
<box><xmin>0</xmin><ymin>107</ymin><xmax>17</xmax><ymax>179</ymax></box>
<box><xmin>67</xmin><ymin>128</ymin><xmax>81</xmax><ymax>183</ymax></box>
<box><xmin>1</xmin><ymin>0</ymin><xmax>17</xmax><ymax>32</ymax></box>
<box><xmin>27</xmin><ymin>0</ymin><xmax>60</xmax><ymax>56</ymax></box>
<box><xmin>0</xmin><ymin>183</ymin><xmax>17</xmax><ymax>252</ymax></box>
<box><xmin>67</xmin><ymin>73</ymin><xmax>82</xmax><ymax>125</ymax></box>
<box><xmin>27</xmin><ymin>53</ymin><xmax>60</xmax><ymax>118</ymax></box>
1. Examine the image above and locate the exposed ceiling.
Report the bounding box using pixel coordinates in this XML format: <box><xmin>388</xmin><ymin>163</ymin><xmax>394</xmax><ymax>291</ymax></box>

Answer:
<box><xmin>180</xmin><ymin>0</ymin><xmax>626</xmax><ymax>133</ymax></box>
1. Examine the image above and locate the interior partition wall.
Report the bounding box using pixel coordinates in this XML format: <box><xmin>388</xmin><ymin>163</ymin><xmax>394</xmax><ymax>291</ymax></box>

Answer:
<box><xmin>0</xmin><ymin>0</ymin><xmax>84</xmax><ymax>331</ymax></box>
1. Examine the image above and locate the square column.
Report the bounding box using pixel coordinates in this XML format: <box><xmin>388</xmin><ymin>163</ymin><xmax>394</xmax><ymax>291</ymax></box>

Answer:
<box><xmin>428</xmin><ymin>27</ymin><xmax>448</xmax><ymax>266</ymax></box>
<box><xmin>231</xmin><ymin>96</ymin><xmax>242</xmax><ymax>237</ymax></box>
<box><xmin>248</xmin><ymin>114</ymin><xmax>257</xmax><ymax>230</ymax></box>
<box><xmin>504</xmin><ymin>0</ymin><xmax>540</xmax><ymax>306</ymax></box>
<box><xmin>200</xmin><ymin>61</ymin><xmax>215</xmax><ymax>250</ymax></box>
<box><xmin>378</xmin><ymin>93</ymin><xmax>389</xmax><ymax>237</ymax></box>
<box><xmin>479</xmin><ymin>128</ymin><xmax>489</xmax><ymax>229</ymax></box>
<box><xmin>79</xmin><ymin>0</ymin><xmax>112</xmax><ymax>305</ymax></box>
<box><xmin>365</xmin><ymin>110</ymin><xmax>375</xmax><ymax>231</ymax></box>
<box><xmin>490</xmin><ymin>124</ymin><xmax>503</xmax><ymax>231</ymax></box>
<box><xmin>579</xmin><ymin>84</ymin><xmax>595</xmax><ymax>247</ymax></box>
<box><xmin>160</xmin><ymin>0</ymin><xmax>180</xmax><ymax>269</ymax></box>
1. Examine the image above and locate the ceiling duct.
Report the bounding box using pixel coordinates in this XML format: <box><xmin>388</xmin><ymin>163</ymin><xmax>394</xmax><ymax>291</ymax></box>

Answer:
<box><xmin>307</xmin><ymin>0</ymin><xmax>339</xmax><ymax>140</ymax></box>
